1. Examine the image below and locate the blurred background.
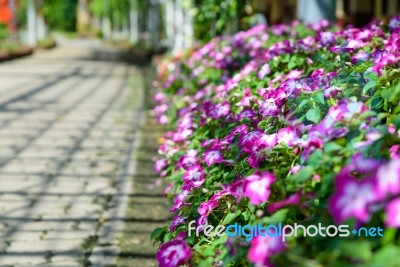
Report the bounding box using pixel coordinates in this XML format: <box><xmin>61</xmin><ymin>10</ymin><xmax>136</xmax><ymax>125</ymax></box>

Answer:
<box><xmin>1</xmin><ymin>0</ymin><xmax>400</xmax><ymax>59</ymax></box>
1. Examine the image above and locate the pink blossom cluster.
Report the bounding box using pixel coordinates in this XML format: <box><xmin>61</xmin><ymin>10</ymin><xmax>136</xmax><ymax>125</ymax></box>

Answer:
<box><xmin>153</xmin><ymin>16</ymin><xmax>400</xmax><ymax>267</ymax></box>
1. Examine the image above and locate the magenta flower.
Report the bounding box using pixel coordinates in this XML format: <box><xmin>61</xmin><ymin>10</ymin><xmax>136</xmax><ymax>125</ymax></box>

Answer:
<box><xmin>239</xmin><ymin>131</ymin><xmax>264</xmax><ymax>153</ymax></box>
<box><xmin>268</xmin><ymin>191</ymin><xmax>301</xmax><ymax>213</ymax></box>
<box><xmin>198</xmin><ymin>200</ymin><xmax>219</xmax><ymax>216</ymax></box>
<box><xmin>248</xmin><ymin>234</ymin><xmax>285</xmax><ymax>266</ymax></box>
<box><xmin>389</xmin><ymin>145</ymin><xmax>400</xmax><ymax>159</ymax></box>
<box><xmin>257</xmin><ymin>133</ymin><xmax>278</xmax><ymax>148</ymax></box>
<box><xmin>375</xmin><ymin>159</ymin><xmax>400</xmax><ymax>199</ymax></box>
<box><xmin>170</xmin><ymin>190</ymin><xmax>190</xmax><ymax>212</ymax></box>
<box><xmin>237</xmin><ymin>108</ymin><xmax>257</xmax><ymax>120</ymax></box>
<box><xmin>329</xmin><ymin>173</ymin><xmax>377</xmax><ymax>223</ymax></box>
<box><xmin>156</xmin><ymin>238</ymin><xmax>191</xmax><ymax>267</ymax></box>
<box><xmin>277</xmin><ymin>127</ymin><xmax>299</xmax><ymax>146</ymax></box>
<box><xmin>204</xmin><ymin>101</ymin><xmax>231</xmax><ymax>119</ymax></box>
<box><xmin>154</xmin><ymin>159</ymin><xmax>167</xmax><ymax>174</ymax></box>
<box><xmin>385</xmin><ymin>198</ymin><xmax>400</xmax><ymax>227</ymax></box>
<box><xmin>351</xmin><ymin>50</ymin><xmax>369</xmax><ymax>64</ymax></box>
<box><xmin>170</xmin><ymin>215</ymin><xmax>187</xmax><ymax>231</ymax></box>
<box><xmin>389</xmin><ymin>16</ymin><xmax>400</xmax><ymax>33</ymax></box>
<box><xmin>316</xmin><ymin>31</ymin><xmax>335</xmax><ymax>46</ymax></box>
<box><xmin>182</xmin><ymin>165</ymin><xmax>205</xmax><ymax>189</ymax></box>
<box><xmin>258</xmin><ymin>63</ymin><xmax>271</xmax><ymax>80</ymax></box>
<box><xmin>243</xmin><ymin>171</ymin><xmax>276</xmax><ymax>205</ymax></box>
<box><xmin>259</xmin><ymin>99</ymin><xmax>280</xmax><ymax>117</ymax></box>
<box><xmin>202</xmin><ymin>149</ymin><xmax>223</xmax><ymax>166</ymax></box>
<box><xmin>177</xmin><ymin>149</ymin><xmax>199</xmax><ymax>170</ymax></box>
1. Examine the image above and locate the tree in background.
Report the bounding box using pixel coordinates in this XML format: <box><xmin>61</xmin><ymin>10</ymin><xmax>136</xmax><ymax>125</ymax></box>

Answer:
<box><xmin>192</xmin><ymin>0</ymin><xmax>253</xmax><ymax>42</ymax></box>
<box><xmin>42</xmin><ymin>0</ymin><xmax>78</xmax><ymax>32</ymax></box>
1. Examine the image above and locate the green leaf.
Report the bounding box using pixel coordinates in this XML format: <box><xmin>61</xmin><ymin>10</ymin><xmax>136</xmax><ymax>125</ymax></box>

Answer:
<box><xmin>288</xmin><ymin>59</ymin><xmax>298</xmax><ymax>70</ymax></box>
<box><xmin>314</xmin><ymin>91</ymin><xmax>325</xmax><ymax>105</ymax></box>
<box><xmin>306</xmin><ymin>108</ymin><xmax>321</xmax><ymax>124</ymax></box>
<box><xmin>363</xmin><ymin>80</ymin><xmax>377</xmax><ymax>94</ymax></box>
<box><xmin>150</xmin><ymin>227</ymin><xmax>169</xmax><ymax>245</ymax></box>
<box><xmin>367</xmin><ymin>245</ymin><xmax>400</xmax><ymax>267</ymax></box>
<box><xmin>288</xmin><ymin>166</ymin><xmax>314</xmax><ymax>183</ymax></box>
<box><xmin>381</xmin><ymin>87</ymin><xmax>392</xmax><ymax>100</ymax></box>
<box><xmin>262</xmin><ymin>208</ymin><xmax>288</xmax><ymax>224</ymax></box>
<box><xmin>222</xmin><ymin>210</ymin><xmax>241</xmax><ymax>225</ymax></box>
<box><xmin>340</xmin><ymin>241</ymin><xmax>372</xmax><ymax>262</ymax></box>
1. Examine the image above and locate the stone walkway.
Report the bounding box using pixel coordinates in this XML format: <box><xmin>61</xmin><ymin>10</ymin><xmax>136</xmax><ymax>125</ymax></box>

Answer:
<box><xmin>0</xmin><ymin>41</ymin><xmax>145</xmax><ymax>266</ymax></box>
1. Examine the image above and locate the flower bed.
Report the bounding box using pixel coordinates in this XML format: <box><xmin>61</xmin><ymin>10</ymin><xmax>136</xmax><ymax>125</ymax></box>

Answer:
<box><xmin>151</xmin><ymin>17</ymin><xmax>400</xmax><ymax>267</ymax></box>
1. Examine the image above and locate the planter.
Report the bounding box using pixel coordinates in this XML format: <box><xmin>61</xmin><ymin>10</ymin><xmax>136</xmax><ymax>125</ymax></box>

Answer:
<box><xmin>0</xmin><ymin>47</ymin><xmax>33</xmax><ymax>62</ymax></box>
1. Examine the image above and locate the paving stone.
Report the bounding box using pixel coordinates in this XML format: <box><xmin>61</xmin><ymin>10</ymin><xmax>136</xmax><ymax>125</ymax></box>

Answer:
<box><xmin>0</xmin><ymin>40</ymin><xmax>143</xmax><ymax>266</ymax></box>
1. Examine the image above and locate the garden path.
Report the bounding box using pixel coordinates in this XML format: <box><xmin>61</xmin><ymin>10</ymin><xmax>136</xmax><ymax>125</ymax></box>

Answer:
<box><xmin>0</xmin><ymin>40</ymin><xmax>164</xmax><ymax>266</ymax></box>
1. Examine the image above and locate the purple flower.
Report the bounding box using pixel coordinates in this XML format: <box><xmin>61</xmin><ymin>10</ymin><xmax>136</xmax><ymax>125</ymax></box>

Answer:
<box><xmin>257</xmin><ymin>133</ymin><xmax>277</xmax><ymax>148</ymax></box>
<box><xmin>239</xmin><ymin>131</ymin><xmax>264</xmax><ymax>153</ymax></box>
<box><xmin>243</xmin><ymin>171</ymin><xmax>276</xmax><ymax>205</ymax></box>
<box><xmin>237</xmin><ymin>108</ymin><xmax>257</xmax><ymax>120</ymax></box>
<box><xmin>259</xmin><ymin>99</ymin><xmax>280</xmax><ymax>117</ymax></box>
<box><xmin>153</xmin><ymin>92</ymin><xmax>166</xmax><ymax>103</ymax></box>
<box><xmin>177</xmin><ymin>149</ymin><xmax>199</xmax><ymax>170</ymax></box>
<box><xmin>202</xmin><ymin>149</ymin><xmax>223</xmax><ymax>166</ymax></box>
<box><xmin>154</xmin><ymin>159</ymin><xmax>167</xmax><ymax>174</ymax></box>
<box><xmin>170</xmin><ymin>215</ymin><xmax>186</xmax><ymax>231</ymax></box>
<box><xmin>329</xmin><ymin>172</ymin><xmax>377</xmax><ymax>224</ymax></box>
<box><xmin>317</xmin><ymin>31</ymin><xmax>335</xmax><ymax>46</ymax></box>
<box><xmin>385</xmin><ymin>198</ymin><xmax>400</xmax><ymax>227</ymax></box>
<box><xmin>389</xmin><ymin>16</ymin><xmax>400</xmax><ymax>33</ymax></box>
<box><xmin>376</xmin><ymin>159</ymin><xmax>400</xmax><ymax>199</ymax></box>
<box><xmin>170</xmin><ymin>190</ymin><xmax>190</xmax><ymax>212</ymax></box>
<box><xmin>204</xmin><ymin>101</ymin><xmax>231</xmax><ymax>119</ymax></box>
<box><xmin>156</xmin><ymin>238</ymin><xmax>191</xmax><ymax>267</ymax></box>
<box><xmin>277</xmin><ymin>127</ymin><xmax>299</xmax><ymax>147</ymax></box>
<box><xmin>258</xmin><ymin>63</ymin><xmax>271</xmax><ymax>80</ymax></box>
<box><xmin>182</xmin><ymin>165</ymin><xmax>205</xmax><ymax>189</ymax></box>
<box><xmin>351</xmin><ymin>51</ymin><xmax>369</xmax><ymax>64</ymax></box>
<box><xmin>248</xmin><ymin>234</ymin><xmax>285</xmax><ymax>266</ymax></box>
<box><xmin>268</xmin><ymin>191</ymin><xmax>301</xmax><ymax>213</ymax></box>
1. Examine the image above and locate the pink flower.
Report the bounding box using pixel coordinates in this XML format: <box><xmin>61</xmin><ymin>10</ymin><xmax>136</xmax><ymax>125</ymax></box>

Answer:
<box><xmin>237</xmin><ymin>108</ymin><xmax>257</xmax><ymax>120</ymax></box>
<box><xmin>329</xmin><ymin>173</ymin><xmax>377</xmax><ymax>224</ymax></box>
<box><xmin>202</xmin><ymin>149</ymin><xmax>223</xmax><ymax>166</ymax></box>
<box><xmin>239</xmin><ymin>131</ymin><xmax>264</xmax><ymax>153</ymax></box>
<box><xmin>385</xmin><ymin>198</ymin><xmax>400</xmax><ymax>227</ymax></box>
<box><xmin>156</xmin><ymin>238</ymin><xmax>191</xmax><ymax>267</ymax></box>
<box><xmin>198</xmin><ymin>201</ymin><xmax>219</xmax><ymax>216</ymax></box>
<box><xmin>258</xmin><ymin>63</ymin><xmax>271</xmax><ymax>80</ymax></box>
<box><xmin>389</xmin><ymin>16</ymin><xmax>400</xmax><ymax>33</ymax></box>
<box><xmin>204</xmin><ymin>101</ymin><xmax>230</xmax><ymax>119</ymax></box>
<box><xmin>243</xmin><ymin>171</ymin><xmax>276</xmax><ymax>205</ymax></box>
<box><xmin>316</xmin><ymin>31</ymin><xmax>335</xmax><ymax>46</ymax></box>
<box><xmin>170</xmin><ymin>190</ymin><xmax>190</xmax><ymax>212</ymax></box>
<box><xmin>375</xmin><ymin>159</ymin><xmax>400</xmax><ymax>199</ymax></box>
<box><xmin>248</xmin><ymin>235</ymin><xmax>285</xmax><ymax>266</ymax></box>
<box><xmin>259</xmin><ymin>99</ymin><xmax>280</xmax><ymax>117</ymax></box>
<box><xmin>182</xmin><ymin>165</ymin><xmax>205</xmax><ymax>189</ymax></box>
<box><xmin>268</xmin><ymin>191</ymin><xmax>301</xmax><ymax>213</ymax></box>
<box><xmin>351</xmin><ymin>51</ymin><xmax>369</xmax><ymax>64</ymax></box>
<box><xmin>154</xmin><ymin>159</ymin><xmax>167</xmax><ymax>174</ymax></box>
<box><xmin>277</xmin><ymin>127</ymin><xmax>299</xmax><ymax>146</ymax></box>
<box><xmin>177</xmin><ymin>149</ymin><xmax>199</xmax><ymax>170</ymax></box>
<box><xmin>170</xmin><ymin>215</ymin><xmax>186</xmax><ymax>231</ymax></box>
<box><xmin>257</xmin><ymin>133</ymin><xmax>278</xmax><ymax>148</ymax></box>
<box><xmin>153</xmin><ymin>92</ymin><xmax>166</xmax><ymax>103</ymax></box>
<box><xmin>389</xmin><ymin>145</ymin><xmax>400</xmax><ymax>159</ymax></box>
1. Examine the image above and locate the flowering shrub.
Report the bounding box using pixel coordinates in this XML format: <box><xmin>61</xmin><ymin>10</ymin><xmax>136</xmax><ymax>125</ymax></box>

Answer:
<box><xmin>152</xmin><ymin>16</ymin><xmax>400</xmax><ymax>267</ymax></box>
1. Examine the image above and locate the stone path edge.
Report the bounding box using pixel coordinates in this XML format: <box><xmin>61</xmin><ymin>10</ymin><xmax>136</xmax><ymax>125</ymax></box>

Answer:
<box><xmin>88</xmin><ymin>73</ymin><xmax>146</xmax><ymax>267</ymax></box>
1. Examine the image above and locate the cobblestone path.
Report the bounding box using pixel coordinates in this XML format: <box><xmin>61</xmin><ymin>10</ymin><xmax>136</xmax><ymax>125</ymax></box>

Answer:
<box><xmin>0</xmin><ymin>42</ymin><xmax>145</xmax><ymax>266</ymax></box>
